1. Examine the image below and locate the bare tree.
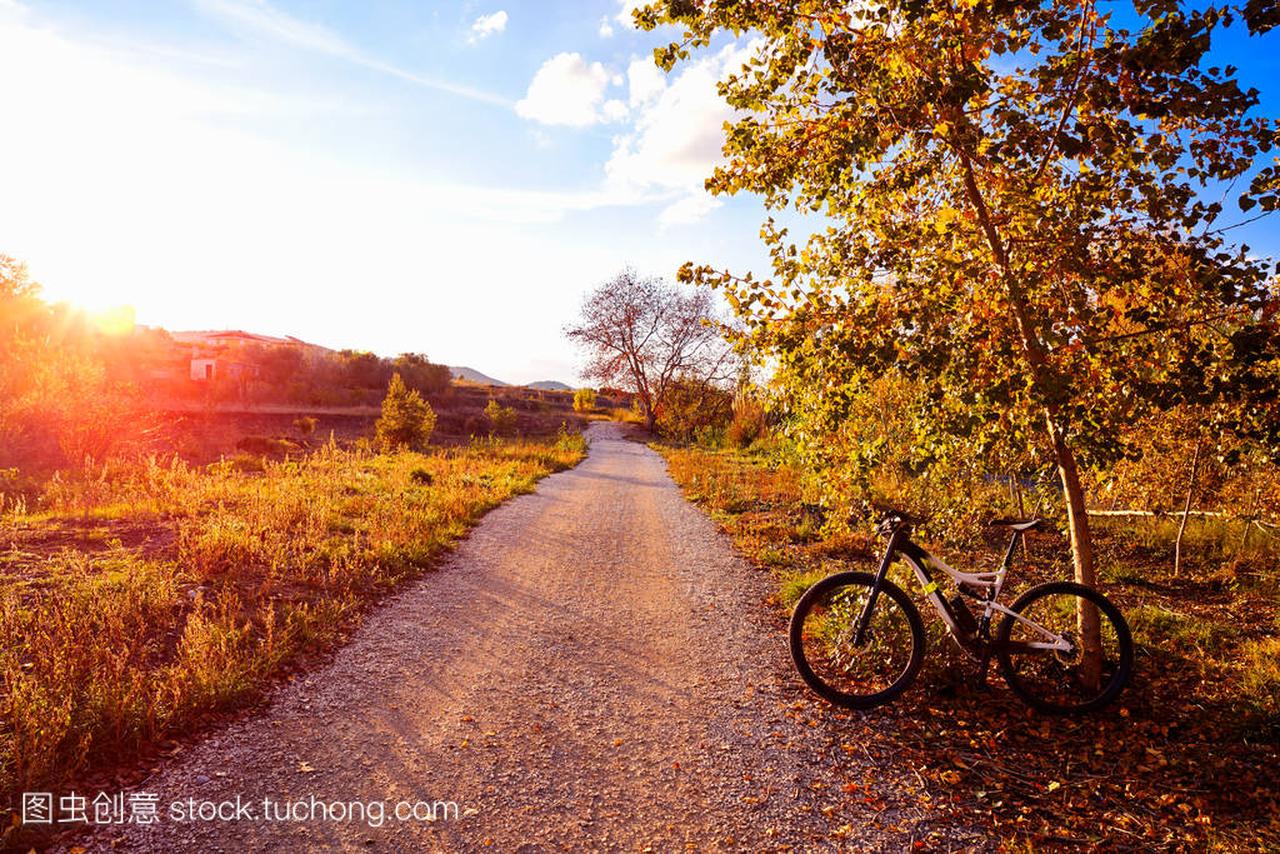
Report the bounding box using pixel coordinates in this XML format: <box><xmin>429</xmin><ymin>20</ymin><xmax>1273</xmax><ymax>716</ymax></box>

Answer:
<box><xmin>565</xmin><ymin>268</ymin><xmax>731</xmax><ymax>432</ymax></box>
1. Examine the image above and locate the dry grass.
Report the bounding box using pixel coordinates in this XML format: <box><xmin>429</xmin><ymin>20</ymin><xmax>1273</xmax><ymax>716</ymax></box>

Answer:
<box><xmin>0</xmin><ymin>430</ymin><xmax>587</xmax><ymax>800</ymax></box>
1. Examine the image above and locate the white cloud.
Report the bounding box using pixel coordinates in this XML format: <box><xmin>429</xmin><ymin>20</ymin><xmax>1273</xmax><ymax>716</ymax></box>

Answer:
<box><xmin>615</xmin><ymin>0</ymin><xmax>646</xmax><ymax>28</ymax></box>
<box><xmin>605</xmin><ymin>42</ymin><xmax>757</xmax><ymax>222</ymax></box>
<box><xmin>658</xmin><ymin>194</ymin><xmax>723</xmax><ymax>228</ymax></box>
<box><xmin>515</xmin><ymin>52</ymin><xmax>622</xmax><ymax>127</ymax></box>
<box><xmin>601</xmin><ymin>98</ymin><xmax>629</xmax><ymax>122</ymax></box>
<box><xmin>626</xmin><ymin>56</ymin><xmax>666</xmax><ymax>107</ymax></box>
<box><xmin>197</xmin><ymin>0</ymin><xmax>510</xmax><ymax>106</ymax></box>
<box><xmin>597</xmin><ymin>16</ymin><xmax>615</xmax><ymax>38</ymax></box>
<box><xmin>468</xmin><ymin>10</ymin><xmax>508</xmax><ymax>44</ymax></box>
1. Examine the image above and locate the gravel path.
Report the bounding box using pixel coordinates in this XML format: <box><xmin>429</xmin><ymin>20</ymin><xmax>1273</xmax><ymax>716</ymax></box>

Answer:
<box><xmin>71</xmin><ymin>422</ymin><xmax>899</xmax><ymax>852</ymax></box>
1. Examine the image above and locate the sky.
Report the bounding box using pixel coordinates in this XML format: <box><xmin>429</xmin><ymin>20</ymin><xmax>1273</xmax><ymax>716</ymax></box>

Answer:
<box><xmin>1</xmin><ymin>1</ymin><xmax>1278</xmax><ymax>385</ymax></box>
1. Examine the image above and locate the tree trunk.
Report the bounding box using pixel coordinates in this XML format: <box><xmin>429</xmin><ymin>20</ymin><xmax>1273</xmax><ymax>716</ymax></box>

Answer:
<box><xmin>640</xmin><ymin>396</ymin><xmax>657</xmax><ymax>433</ymax></box>
<box><xmin>1237</xmin><ymin>487</ymin><xmax>1261</xmax><ymax>558</ymax></box>
<box><xmin>1173</xmin><ymin>434</ymin><xmax>1203</xmax><ymax>578</ymax></box>
<box><xmin>1046</xmin><ymin>415</ymin><xmax>1103</xmax><ymax>689</ymax></box>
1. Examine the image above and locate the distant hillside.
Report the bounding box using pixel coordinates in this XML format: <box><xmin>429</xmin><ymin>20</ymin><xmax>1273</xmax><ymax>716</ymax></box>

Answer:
<box><xmin>449</xmin><ymin>366</ymin><xmax>508</xmax><ymax>386</ymax></box>
<box><xmin>528</xmin><ymin>380</ymin><xmax>572</xmax><ymax>391</ymax></box>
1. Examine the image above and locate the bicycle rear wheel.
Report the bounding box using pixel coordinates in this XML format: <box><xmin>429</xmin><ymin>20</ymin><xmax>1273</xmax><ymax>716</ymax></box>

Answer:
<box><xmin>788</xmin><ymin>571</ymin><xmax>925</xmax><ymax>709</ymax></box>
<box><xmin>995</xmin><ymin>581</ymin><xmax>1133</xmax><ymax>715</ymax></box>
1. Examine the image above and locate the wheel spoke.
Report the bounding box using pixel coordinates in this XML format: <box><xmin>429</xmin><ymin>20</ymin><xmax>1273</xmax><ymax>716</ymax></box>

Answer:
<box><xmin>796</xmin><ymin>579</ymin><xmax>918</xmax><ymax>701</ymax></box>
<box><xmin>997</xmin><ymin>585</ymin><xmax>1132</xmax><ymax>714</ymax></box>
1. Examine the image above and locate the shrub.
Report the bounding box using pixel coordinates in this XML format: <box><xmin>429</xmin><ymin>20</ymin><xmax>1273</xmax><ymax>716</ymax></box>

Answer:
<box><xmin>485</xmin><ymin>399</ymin><xmax>518</xmax><ymax>436</ymax></box>
<box><xmin>235</xmin><ymin>435</ymin><xmax>299</xmax><ymax>456</ymax></box>
<box><xmin>555</xmin><ymin>422</ymin><xmax>588</xmax><ymax>456</ymax></box>
<box><xmin>656</xmin><ymin>377</ymin><xmax>732</xmax><ymax>443</ymax></box>
<box><xmin>573</xmin><ymin>387</ymin><xmax>597</xmax><ymax>413</ymax></box>
<box><xmin>727</xmin><ymin>395</ymin><xmax>767</xmax><ymax>448</ymax></box>
<box><xmin>609</xmin><ymin>406</ymin><xmax>644</xmax><ymax>424</ymax></box>
<box><xmin>375</xmin><ymin>373</ymin><xmax>436</xmax><ymax>450</ymax></box>
<box><xmin>292</xmin><ymin>416</ymin><xmax>318</xmax><ymax>438</ymax></box>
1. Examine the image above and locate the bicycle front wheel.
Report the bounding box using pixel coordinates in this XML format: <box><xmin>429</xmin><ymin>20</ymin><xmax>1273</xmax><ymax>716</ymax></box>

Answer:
<box><xmin>995</xmin><ymin>581</ymin><xmax>1133</xmax><ymax>715</ymax></box>
<box><xmin>788</xmin><ymin>571</ymin><xmax>925</xmax><ymax>709</ymax></box>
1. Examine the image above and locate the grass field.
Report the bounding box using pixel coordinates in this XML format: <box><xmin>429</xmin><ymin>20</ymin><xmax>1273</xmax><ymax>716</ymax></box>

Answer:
<box><xmin>659</xmin><ymin>443</ymin><xmax>1280</xmax><ymax>850</ymax></box>
<box><xmin>0</xmin><ymin>429</ymin><xmax>587</xmax><ymax>802</ymax></box>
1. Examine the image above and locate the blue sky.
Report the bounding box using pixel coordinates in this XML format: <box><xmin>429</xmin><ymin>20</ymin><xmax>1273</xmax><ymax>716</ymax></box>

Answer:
<box><xmin>0</xmin><ymin>1</ymin><xmax>1277</xmax><ymax>384</ymax></box>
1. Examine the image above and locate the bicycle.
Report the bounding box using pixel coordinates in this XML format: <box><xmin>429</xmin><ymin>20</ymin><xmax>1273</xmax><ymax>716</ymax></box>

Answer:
<box><xmin>788</xmin><ymin>510</ymin><xmax>1133</xmax><ymax>714</ymax></box>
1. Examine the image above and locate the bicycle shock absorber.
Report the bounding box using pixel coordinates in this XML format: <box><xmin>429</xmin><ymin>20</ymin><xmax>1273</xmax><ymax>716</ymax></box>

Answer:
<box><xmin>948</xmin><ymin>594</ymin><xmax>978</xmax><ymax>634</ymax></box>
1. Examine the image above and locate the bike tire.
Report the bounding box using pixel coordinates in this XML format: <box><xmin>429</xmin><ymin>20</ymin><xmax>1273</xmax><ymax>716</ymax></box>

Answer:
<box><xmin>788</xmin><ymin>571</ymin><xmax>926</xmax><ymax>709</ymax></box>
<box><xmin>995</xmin><ymin>580</ymin><xmax>1134</xmax><ymax>715</ymax></box>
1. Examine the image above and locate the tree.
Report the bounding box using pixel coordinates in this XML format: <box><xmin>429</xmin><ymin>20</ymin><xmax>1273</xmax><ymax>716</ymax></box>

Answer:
<box><xmin>645</xmin><ymin>0</ymin><xmax>1280</xmax><ymax>680</ymax></box>
<box><xmin>375</xmin><ymin>373</ymin><xmax>435</xmax><ymax>450</ymax></box>
<box><xmin>565</xmin><ymin>268</ymin><xmax>733</xmax><ymax>431</ymax></box>
<box><xmin>245</xmin><ymin>344</ymin><xmax>304</xmax><ymax>388</ymax></box>
<box><xmin>394</xmin><ymin>353</ymin><xmax>452</xmax><ymax>396</ymax></box>
<box><xmin>338</xmin><ymin>350</ymin><xmax>391</xmax><ymax>390</ymax></box>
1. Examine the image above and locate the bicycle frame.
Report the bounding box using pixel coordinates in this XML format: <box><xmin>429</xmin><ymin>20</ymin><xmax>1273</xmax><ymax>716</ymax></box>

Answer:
<box><xmin>857</xmin><ymin>525</ymin><xmax>1072</xmax><ymax>654</ymax></box>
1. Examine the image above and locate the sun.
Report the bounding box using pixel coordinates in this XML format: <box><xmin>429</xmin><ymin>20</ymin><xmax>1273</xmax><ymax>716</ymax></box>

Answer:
<box><xmin>88</xmin><ymin>305</ymin><xmax>137</xmax><ymax>336</ymax></box>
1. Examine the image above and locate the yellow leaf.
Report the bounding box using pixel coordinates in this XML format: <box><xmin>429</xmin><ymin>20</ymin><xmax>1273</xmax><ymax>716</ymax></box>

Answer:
<box><xmin>934</xmin><ymin>206</ymin><xmax>961</xmax><ymax>234</ymax></box>
<box><xmin>1047</xmin><ymin>780</ymin><xmax>1061</xmax><ymax>792</ymax></box>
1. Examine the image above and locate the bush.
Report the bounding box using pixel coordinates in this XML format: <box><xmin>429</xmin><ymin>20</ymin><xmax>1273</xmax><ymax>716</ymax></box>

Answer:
<box><xmin>609</xmin><ymin>406</ymin><xmax>644</xmax><ymax>424</ymax></box>
<box><xmin>573</xmin><ymin>387</ymin><xmax>597</xmax><ymax>413</ymax></box>
<box><xmin>375</xmin><ymin>373</ymin><xmax>436</xmax><ymax>450</ymax></box>
<box><xmin>656</xmin><ymin>377</ymin><xmax>732</xmax><ymax>443</ymax></box>
<box><xmin>727</xmin><ymin>395</ymin><xmax>767</xmax><ymax>448</ymax></box>
<box><xmin>292</xmin><ymin>416</ymin><xmax>318</xmax><ymax>438</ymax></box>
<box><xmin>485</xmin><ymin>399</ymin><xmax>518</xmax><ymax>436</ymax></box>
<box><xmin>235</xmin><ymin>435</ymin><xmax>300</xmax><ymax>456</ymax></box>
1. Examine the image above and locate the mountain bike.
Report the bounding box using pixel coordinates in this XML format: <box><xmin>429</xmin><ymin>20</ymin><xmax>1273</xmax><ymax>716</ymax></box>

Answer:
<box><xmin>788</xmin><ymin>510</ymin><xmax>1133</xmax><ymax>714</ymax></box>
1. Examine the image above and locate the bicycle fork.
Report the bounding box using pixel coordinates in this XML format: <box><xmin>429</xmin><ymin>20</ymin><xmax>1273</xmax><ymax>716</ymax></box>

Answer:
<box><xmin>852</xmin><ymin>528</ymin><xmax>907</xmax><ymax>646</ymax></box>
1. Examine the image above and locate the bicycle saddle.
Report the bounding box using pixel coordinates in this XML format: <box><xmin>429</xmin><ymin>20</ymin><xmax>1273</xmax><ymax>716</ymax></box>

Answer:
<box><xmin>989</xmin><ymin>517</ymin><xmax>1045</xmax><ymax>532</ymax></box>
<box><xmin>874</xmin><ymin>508</ymin><xmax>919</xmax><ymax>537</ymax></box>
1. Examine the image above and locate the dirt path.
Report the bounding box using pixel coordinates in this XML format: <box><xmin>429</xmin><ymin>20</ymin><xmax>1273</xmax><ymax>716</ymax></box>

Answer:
<box><xmin>72</xmin><ymin>423</ymin><xmax>899</xmax><ymax>852</ymax></box>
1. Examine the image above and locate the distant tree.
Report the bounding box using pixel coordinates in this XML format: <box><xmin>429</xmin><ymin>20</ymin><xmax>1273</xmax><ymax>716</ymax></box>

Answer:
<box><xmin>375</xmin><ymin>373</ymin><xmax>435</xmax><ymax>450</ymax></box>
<box><xmin>565</xmin><ymin>268</ymin><xmax>733</xmax><ymax>432</ymax></box>
<box><xmin>0</xmin><ymin>256</ymin><xmax>45</xmax><ymax>421</ymax></box>
<box><xmin>0</xmin><ymin>256</ymin><xmax>150</xmax><ymax>466</ymax></box>
<box><xmin>339</xmin><ymin>350</ymin><xmax>391</xmax><ymax>390</ymax></box>
<box><xmin>393</xmin><ymin>353</ymin><xmax>452</xmax><ymax>396</ymax></box>
<box><xmin>246</xmin><ymin>344</ymin><xmax>304</xmax><ymax>388</ymax></box>
<box><xmin>649</xmin><ymin>0</ymin><xmax>1280</xmax><ymax>683</ymax></box>
<box><xmin>573</xmin><ymin>387</ymin><xmax>597</xmax><ymax>413</ymax></box>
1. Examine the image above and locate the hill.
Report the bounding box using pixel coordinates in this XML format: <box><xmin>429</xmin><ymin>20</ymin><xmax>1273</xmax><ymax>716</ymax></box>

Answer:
<box><xmin>449</xmin><ymin>366</ymin><xmax>508</xmax><ymax>386</ymax></box>
<box><xmin>528</xmin><ymin>380</ymin><xmax>572</xmax><ymax>391</ymax></box>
